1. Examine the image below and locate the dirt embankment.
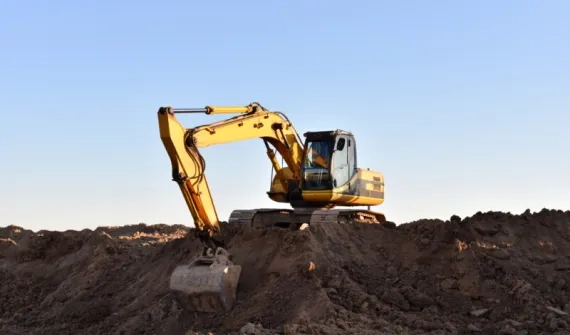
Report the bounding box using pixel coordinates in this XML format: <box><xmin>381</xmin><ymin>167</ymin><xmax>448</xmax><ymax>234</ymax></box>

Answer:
<box><xmin>1</xmin><ymin>209</ymin><xmax>570</xmax><ymax>334</ymax></box>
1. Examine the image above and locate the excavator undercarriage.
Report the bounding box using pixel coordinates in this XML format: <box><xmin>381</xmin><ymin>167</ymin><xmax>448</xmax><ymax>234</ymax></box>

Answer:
<box><xmin>158</xmin><ymin>102</ymin><xmax>387</xmax><ymax>313</ymax></box>
<box><xmin>229</xmin><ymin>207</ymin><xmax>386</xmax><ymax>228</ymax></box>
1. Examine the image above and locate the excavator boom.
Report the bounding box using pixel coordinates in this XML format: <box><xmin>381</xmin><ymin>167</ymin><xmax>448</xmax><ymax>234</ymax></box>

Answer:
<box><xmin>158</xmin><ymin>103</ymin><xmax>305</xmax><ymax>238</ymax></box>
<box><xmin>157</xmin><ymin>102</ymin><xmax>386</xmax><ymax>313</ymax></box>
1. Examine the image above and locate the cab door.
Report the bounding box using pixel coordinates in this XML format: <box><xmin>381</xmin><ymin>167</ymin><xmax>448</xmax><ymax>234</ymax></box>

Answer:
<box><xmin>331</xmin><ymin>136</ymin><xmax>349</xmax><ymax>188</ymax></box>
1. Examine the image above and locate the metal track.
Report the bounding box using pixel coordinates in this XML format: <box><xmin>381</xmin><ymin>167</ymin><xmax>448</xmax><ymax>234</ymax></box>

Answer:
<box><xmin>228</xmin><ymin>207</ymin><xmax>386</xmax><ymax>229</ymax></box>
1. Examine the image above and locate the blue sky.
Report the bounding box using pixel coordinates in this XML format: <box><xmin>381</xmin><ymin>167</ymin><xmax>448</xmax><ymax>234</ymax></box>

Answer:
<box><xmin>1</xmin><ymin>1</ymin><xmax>569</xmax><ymax>232</ymax></box>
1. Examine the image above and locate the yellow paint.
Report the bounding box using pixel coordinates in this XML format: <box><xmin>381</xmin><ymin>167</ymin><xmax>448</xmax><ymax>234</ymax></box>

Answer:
<box><xmin>301</xmin><ymin>191</ymin><xmax>384</xmax><ymax>206</ymax></box>
<box><xmin>158</xmin><ymin>103</ymin><xmax>305</xmax><ymax>234</ymax></box>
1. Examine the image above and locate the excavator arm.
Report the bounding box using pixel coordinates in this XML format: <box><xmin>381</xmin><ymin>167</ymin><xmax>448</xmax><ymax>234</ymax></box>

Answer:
<box><xmin>158</xmin><ymin>107</ymin><xmax>221</xmax><ymax>249</ymax></box>
<box><xmin>158</xmin><ymin>102</ymin><xmax>304</xmax><ymax>246</ymax></box>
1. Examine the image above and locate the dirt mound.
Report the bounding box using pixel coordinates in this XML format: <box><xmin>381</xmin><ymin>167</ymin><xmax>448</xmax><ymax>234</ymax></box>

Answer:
<box><xmin>1</xmin><ymin>209</ymin><xmax>570</xmax><ymax>334</ymax></box>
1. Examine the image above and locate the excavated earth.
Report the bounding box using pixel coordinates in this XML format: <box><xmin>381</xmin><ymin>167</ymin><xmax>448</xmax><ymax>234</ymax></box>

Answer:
<box><xmin>1</xmin><ymin>209</ymin><xmax>570</xmax><ymax>334</ymax></box>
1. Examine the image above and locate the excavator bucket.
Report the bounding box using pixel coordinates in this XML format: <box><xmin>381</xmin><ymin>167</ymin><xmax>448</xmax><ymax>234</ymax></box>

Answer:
<box><xmin>169</xmin><ymin>248</ymin><xmax>242</xmax><ymax>313</ymax></box>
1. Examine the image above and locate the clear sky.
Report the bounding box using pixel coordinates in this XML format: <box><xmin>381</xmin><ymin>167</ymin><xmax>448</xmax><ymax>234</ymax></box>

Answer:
<box><xmin>1</xmin><ymin>1</ymin><xmax>569</xmax><ymax>232</ymax></box>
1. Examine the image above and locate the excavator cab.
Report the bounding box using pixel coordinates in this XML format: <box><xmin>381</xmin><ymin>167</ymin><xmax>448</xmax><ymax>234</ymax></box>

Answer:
<box><xmin>299</xmin><ymin>130</ymin><xmax>384</xmax><ymax>207</ymax></box>
<box><xmin>301</xmin><ymin>130</ymin><xmax>356</xmax><ymax>191</ymax></box>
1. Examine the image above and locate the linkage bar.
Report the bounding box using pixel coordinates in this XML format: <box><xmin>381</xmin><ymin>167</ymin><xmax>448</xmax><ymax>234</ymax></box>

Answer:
<box><xmin>171</xmin><ymin>108</ymin><xmax>208</xmax><ymax>114</ymax></box>
<box><xmin>171</xmin><ymin>105</ymin><xmax>255</xmax><ymax>115</ymax></box>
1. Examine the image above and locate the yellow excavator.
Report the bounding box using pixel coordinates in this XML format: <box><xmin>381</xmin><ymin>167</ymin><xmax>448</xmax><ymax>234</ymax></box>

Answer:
<box><xmin>158</xmin><ymin>102</ymin><xmax>386</xmax><ymax>313</ymax></box>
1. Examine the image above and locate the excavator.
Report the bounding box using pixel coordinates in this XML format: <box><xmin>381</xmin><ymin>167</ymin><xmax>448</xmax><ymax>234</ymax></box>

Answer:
<box><xmin>157</xmin><ymin>102</ymin><xmax>386</xmax><ymax>313</ymax></box>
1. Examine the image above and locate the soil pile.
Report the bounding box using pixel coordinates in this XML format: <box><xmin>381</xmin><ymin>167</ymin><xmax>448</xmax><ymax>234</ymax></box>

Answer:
<box><xmin>1</xmin><ymin>209</ymin><xmax>570</xmax><ymax>334</ymax></box>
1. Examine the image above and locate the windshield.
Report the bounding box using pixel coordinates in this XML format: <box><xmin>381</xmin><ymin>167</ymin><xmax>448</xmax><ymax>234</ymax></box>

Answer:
<box><xmin>302</xmin><ymin>140</ymin><xmax>333</xmax><ymax>190</ymax></box>
<box><xmin>304</xmin><ymin>140</ymin><xmax>332</xmax><ymax>169</ymax></box>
